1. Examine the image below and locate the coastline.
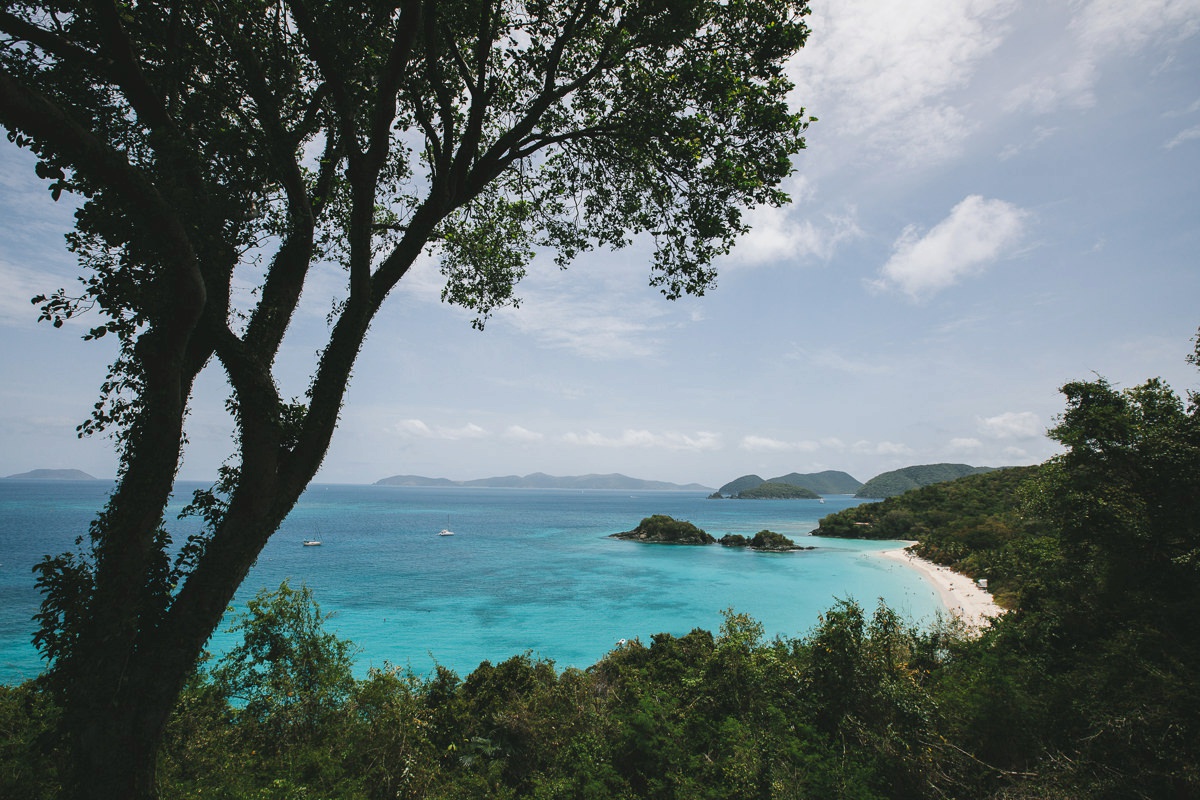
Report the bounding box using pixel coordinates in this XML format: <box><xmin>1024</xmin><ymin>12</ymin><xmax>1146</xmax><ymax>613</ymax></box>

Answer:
<box><xmin>873</xmin><ymin>543</ymin><xmax>1004</xmax><ymax>628</ymax></box>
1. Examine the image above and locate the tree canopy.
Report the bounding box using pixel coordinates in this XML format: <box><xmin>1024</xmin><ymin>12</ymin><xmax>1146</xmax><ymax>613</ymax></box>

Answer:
<box><xmin>854</xmin><ymin>463</ymin><xmax>996</xmax><ymax>498</ymax></box>
<box><xmin>734</xmin><ymin>480</ymin><xmax>820</xmax><ymax>499</ymax></box>
<box><xmin>0</xmin><ymin>1</ymin><xmax>813</xmax><ymax>796</ymax></box>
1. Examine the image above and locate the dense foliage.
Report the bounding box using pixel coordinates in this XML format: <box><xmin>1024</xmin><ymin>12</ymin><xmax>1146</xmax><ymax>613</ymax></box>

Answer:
<box><xmin>766</xmin><ymin>471</ymin><xmax>862</xmax><ymax>495</ymax></box>
<box><xmin>2</xmin><ymin>588</ymin><xmax>977</xmax><ymax>800</ymax></box>
<box><xmin>715</xmin><ymin>470</ymin><xmax>861</xmax><ymax>497</ymax></box>
<box><xmin>716</xmin><ymin>474</ymin><xmax>767</xmax><ymax>496</ymax></box>
<box><xmin>854</xmin><ymin>464</ymin><xmax>997</xmax><ymax>499</ymax></box>
<box><xmin>719</xmin><ymin>530</ymin><xmax>804</xmax><ymax>550</ymax></box>
<box><xmin>815</xmin><ymin>466</ymin><xmax>1045</xmax><ymax>607</ymax></box>
<box><xmin>612</xmin><ymin>514</ymin><xmax>717</xmax><ymax>545</ymax></box>
<box><xmin>734</xmin><ymin>482</ymin><xmax>820</xmax><ymax>499</ymax></box>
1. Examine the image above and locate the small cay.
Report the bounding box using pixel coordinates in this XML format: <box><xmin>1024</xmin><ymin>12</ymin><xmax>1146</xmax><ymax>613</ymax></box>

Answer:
<box><xmin>610</xmin><ymin>515</ymin><xmax>812</xmax><ymax>550</ymax></box>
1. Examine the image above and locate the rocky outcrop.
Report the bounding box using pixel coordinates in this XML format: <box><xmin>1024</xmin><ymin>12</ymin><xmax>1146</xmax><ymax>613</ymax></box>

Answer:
<box><xmin>609</xmin><ymin>515</ymin><xmax>716</xmax><ymax>545</ymax></box>
<box><xmin>611</xmin><ymin>516</ymin><xmax>814</xmax><ymax>551</ymax></box>
<box><xmin>719</xmin><ymin>530</ymin><xmax>814</xmax><ymax>551</ymax></box>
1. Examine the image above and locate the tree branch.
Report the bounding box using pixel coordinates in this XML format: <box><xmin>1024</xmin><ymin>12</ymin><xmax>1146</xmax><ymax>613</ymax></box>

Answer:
<box><xmin>88</xmin><ymin>0</ymin><xmax>173</xmax><ymax>132</ymax></box>
<box><xmin>0</xmin><ymin>69</ymin><xmax>200</xmax><ymax>308</ymax></box>
<box><xmin>0</xmin><ymin>10</ymin><xmax>111</xmax><ymax>74</ymax></box>
<box><xmin>364</xmin><ymin>1</ymin><xmax>422</xmax><ymax>173</ymax></box>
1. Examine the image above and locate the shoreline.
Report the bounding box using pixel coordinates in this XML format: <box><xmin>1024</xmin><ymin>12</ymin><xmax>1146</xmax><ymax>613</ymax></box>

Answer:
<box><xmin>872</xmin><ymin>543</ymin><xmax>1004</xmax><ymax>628</ymax></box>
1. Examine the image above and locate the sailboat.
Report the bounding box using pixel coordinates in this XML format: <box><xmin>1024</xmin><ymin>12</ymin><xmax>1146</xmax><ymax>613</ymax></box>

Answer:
<box><xmin>438</xmin><ymin>514</ymin><xmax>455</xmax><ymax>536</ymax></box>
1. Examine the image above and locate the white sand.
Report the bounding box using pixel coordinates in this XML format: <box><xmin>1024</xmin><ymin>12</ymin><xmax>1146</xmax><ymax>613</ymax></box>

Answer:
<box><xmin>873</xmin><ymin>543</ymin><xmax>1004</xmax><ymax>629</ymax></box>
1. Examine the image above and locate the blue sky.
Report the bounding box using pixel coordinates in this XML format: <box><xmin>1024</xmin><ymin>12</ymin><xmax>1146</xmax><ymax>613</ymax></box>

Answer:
<box><xmin>2</xmin><ymin>0</ymin><xmax>1199</xmax><ymax>489</ymax></box>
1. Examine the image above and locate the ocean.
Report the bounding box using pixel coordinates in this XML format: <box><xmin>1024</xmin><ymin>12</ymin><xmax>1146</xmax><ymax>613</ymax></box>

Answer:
<box><xmin>0</xmin><ymin>481</ymin><xmax>944</xmax><ymax>683</ymax></box>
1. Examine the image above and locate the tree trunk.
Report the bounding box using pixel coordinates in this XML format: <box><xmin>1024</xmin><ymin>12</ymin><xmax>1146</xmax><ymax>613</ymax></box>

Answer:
<box><xmin>62</xmin><ymin>408</ymin><xmax>340</xmax><ymax>797</ymax></box>
<box><xmin>70</xmin><ymin>700</ymin><xmax>169</xmax><ymax>800</ymax></box>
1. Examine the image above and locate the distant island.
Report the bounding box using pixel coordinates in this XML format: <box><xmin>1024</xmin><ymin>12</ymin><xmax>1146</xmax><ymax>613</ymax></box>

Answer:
<box><xmin>717</xmin><ymin>482</ymin><xmax>821</xmax><ymax>500</ymax></box>
<box><xmin>3</xmin><ymin>469</ymin><xmax>98</xmax><ymax>481</ymax></box>
<box><xmin>375</xmin><ymin>472</ymin><xmax>711</xmax><ymax>492</ymax></box>
<box><xmin>610</xmin><ymin>515</ymin><xmax>811</xmax><ymax>551</ymax></box>
<box><xmin>712</xmin><ymin>470</ymin><xmax>861</xmax><ymax>498</ymax></box>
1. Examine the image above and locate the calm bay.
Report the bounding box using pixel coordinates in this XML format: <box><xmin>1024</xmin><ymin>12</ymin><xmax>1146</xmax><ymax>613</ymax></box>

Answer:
<box><xmin>0</xmin><ymin>481</ymin><xmax>944</xmax><ymax>683</ymax></box>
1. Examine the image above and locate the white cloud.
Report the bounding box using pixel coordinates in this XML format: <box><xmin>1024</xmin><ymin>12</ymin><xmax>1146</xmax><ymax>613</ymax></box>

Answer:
<box><xmin>949</xmin><ymin>437</ymin><xmax>983</xmax><ymax>451</ymax></box>
<box><xmin>738</xmin><ymin>435</ymin><xmax>821</xmax><ymax>453</ymax></box>
<box><xmin>872</xmin><ymin>195</ymin><xmax>1029</xmax><ymax>298</ymax></box>
<box><xmin>1074</xmin><ymin>0</ymin><xmax>1200</xmax><ymax>56</ymax></box>
<box><xmin>728</xmin><ymin>204</ymin><xmax>863</xmax><ymax>265</ymax></box>
<box><xmin>1165</xmin><ymin>124</ymin><xmax>1200</xmax><ymax>149</ymax></box>
<box><xmin>1006</xmin><ymin>0</ymin><xmax>1200</xmax><ymax>113</ymax></box>
<box><xmin>794</xmin><ymin>346</ymin><xmax>894</xmax><ymax>376</ymax></box>
<box><xmin>393</xmin><ymin>248</ymin><xmax>449</xmax><ymax>303</ymax></box>
<box><xmin>700</xmin><ymin>173</ymin><xmax>862</xmax><ymax>268</ymax></box>
<box><xmin>789</xmin><ymin>0</ymin><xmax>1017</xmax><ymax>165</ymax></box>
<box><xmin>999</xmin><ymin>125</ymin><xmax>1060</xmax><ymax>160</ymax></box>
<box><xmin>503</xmin><ymin>425</ymin><xmax>544</xmax><ymax>442</ymax></box>
<box><xmin>394</xmin><ymin>419</ymin><xmax>487</xmax><ymax>440</ymax></box>
<box><xmin>0</xmin><ymin>259</ymin><xmax>54</xmax><ymax>326</ymax></box>
<box><xmin>387</xmin><ymin>231</ymin><xmax>676</xmax><ymax>362</ymax></box>
<box><xmin>853</xmin><ymin>440</ymin><xmax>913</xmax><ymax>456</ymax></box>
<box><xmin>561</xmin><ymin>429</ymin><xmax>722</xmax><ymax>452</ymax></box>
<box><xmin>980</xmin><ymin>411</ymin><xmax>1042</xmax><ymax>439</ymax></box>
<box><xmin>496</xmin><ymin>281</ymin><xmax>671</xmax><ymax>360</ymax></box>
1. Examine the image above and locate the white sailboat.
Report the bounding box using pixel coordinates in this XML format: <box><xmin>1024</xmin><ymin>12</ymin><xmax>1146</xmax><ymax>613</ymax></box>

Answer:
<box><xmin>438</xmin><ymin>514</ymin><xmax>454</xmax><ymax>536</ymax></box>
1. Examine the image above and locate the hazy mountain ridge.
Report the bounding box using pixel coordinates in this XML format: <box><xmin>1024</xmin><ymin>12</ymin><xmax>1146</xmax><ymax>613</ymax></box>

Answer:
<box><xmin>3</xmin><ymin>469</ymin><xmax>98</xmax><ymax>481</ymax></box>
<box><xmin>375</xmin><ymin>472</ymin><xmax>712</xmax><ymax>491</ymax></box>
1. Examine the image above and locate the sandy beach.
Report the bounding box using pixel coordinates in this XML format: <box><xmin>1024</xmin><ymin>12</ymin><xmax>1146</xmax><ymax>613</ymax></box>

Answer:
<box><xmin>874</xmin><ymin>544</ymin><xmax>1004</xmax><ymax>629</ymax></box>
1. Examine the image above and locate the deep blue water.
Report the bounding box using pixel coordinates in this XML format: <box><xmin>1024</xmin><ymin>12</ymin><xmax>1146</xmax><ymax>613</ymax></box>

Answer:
<box><xmin>0</xmin><ymin>481</ymin><xmax>943</xmax><ymax>683</ymax></box>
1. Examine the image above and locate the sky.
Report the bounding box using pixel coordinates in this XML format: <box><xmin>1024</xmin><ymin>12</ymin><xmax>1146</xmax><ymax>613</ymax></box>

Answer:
<box><xmin>2</xmin><ymin>0</ymin><xmax>1199</xmax><ymax>490</ymax></box>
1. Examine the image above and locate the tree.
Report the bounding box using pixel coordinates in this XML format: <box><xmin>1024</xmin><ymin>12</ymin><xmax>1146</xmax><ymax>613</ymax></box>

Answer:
<box><xmin>0</xmin><ymin>1</ymin><xmax>813</xmax><ymax>796</ymax></box>
<box><xmin>1006</xmin><ymin>335</ymin><xmax>1200</xmax><ymax>796</ymax></box>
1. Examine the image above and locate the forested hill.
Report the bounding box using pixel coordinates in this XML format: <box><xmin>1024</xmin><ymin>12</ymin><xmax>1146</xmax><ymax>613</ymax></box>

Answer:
<box><xmin>854</xmin><ymin>463</ymin><xmax>997</xmax><ymax>498</ymax></box>
<box><xmin>731</xmin><ymin>482</ymin><xmax>821</xmax><ymax>499</ymax></box>
<box><xmin>815</xmin><ymin>465</ymin><xmax>1043</xmax><ymax>607</ymax></box>
<box><xmin>715</xmin><ymin>470</ymin><xmax>861</xmax><ymax>497</ymax></box>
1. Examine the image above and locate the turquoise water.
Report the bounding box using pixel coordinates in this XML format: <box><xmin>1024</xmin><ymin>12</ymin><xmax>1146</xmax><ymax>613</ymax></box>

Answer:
<box><xmin>0</xmin><ymin>482</ymin><xmax>943</xmax><ymax>682</ymax></box>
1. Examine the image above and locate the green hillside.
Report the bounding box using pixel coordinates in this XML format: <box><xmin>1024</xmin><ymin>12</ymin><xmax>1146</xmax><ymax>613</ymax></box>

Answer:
<box><xmin>715</xmin><ymin>474</ymin><xmax>765</xmax><ymax>496</ymax></box>
<box><xmin>715</xmin><ymin>470</ymin><xmax>861</xmax><ymax>497</ymax></box>
<box><xmin>816</xmin><ymin>466</ymin><xmax>1042</xmax><ymax>607</ymax></box>
<box><xmin>767</xmin><ymin>470</ymin><xmax>862</xmax><ymax>494</ymax></box>
<box><xmin>855</xmin><ymin>463</ymin><xmax>997</xmax><ymax>498</ymax></box>
<box><xmin>735</xmin><ymin>482</ymin><xmax>821</xmax><ymax>499</ymax></box>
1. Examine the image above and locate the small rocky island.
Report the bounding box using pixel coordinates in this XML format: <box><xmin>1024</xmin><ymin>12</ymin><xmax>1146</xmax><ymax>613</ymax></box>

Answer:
<box><xmin>610</xmin><ymin>515</ymin><xmax>716</xmax><ymax>545</ymax></box>
<box><xmin>610</xmin><ymin>515</ymin><xmax>813</xmax><ymax>551</ymax></box>
<box><xmin>717</xmin><ymin>530</ymin><xmax>813</xmax><ymax>551</ymax></box>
